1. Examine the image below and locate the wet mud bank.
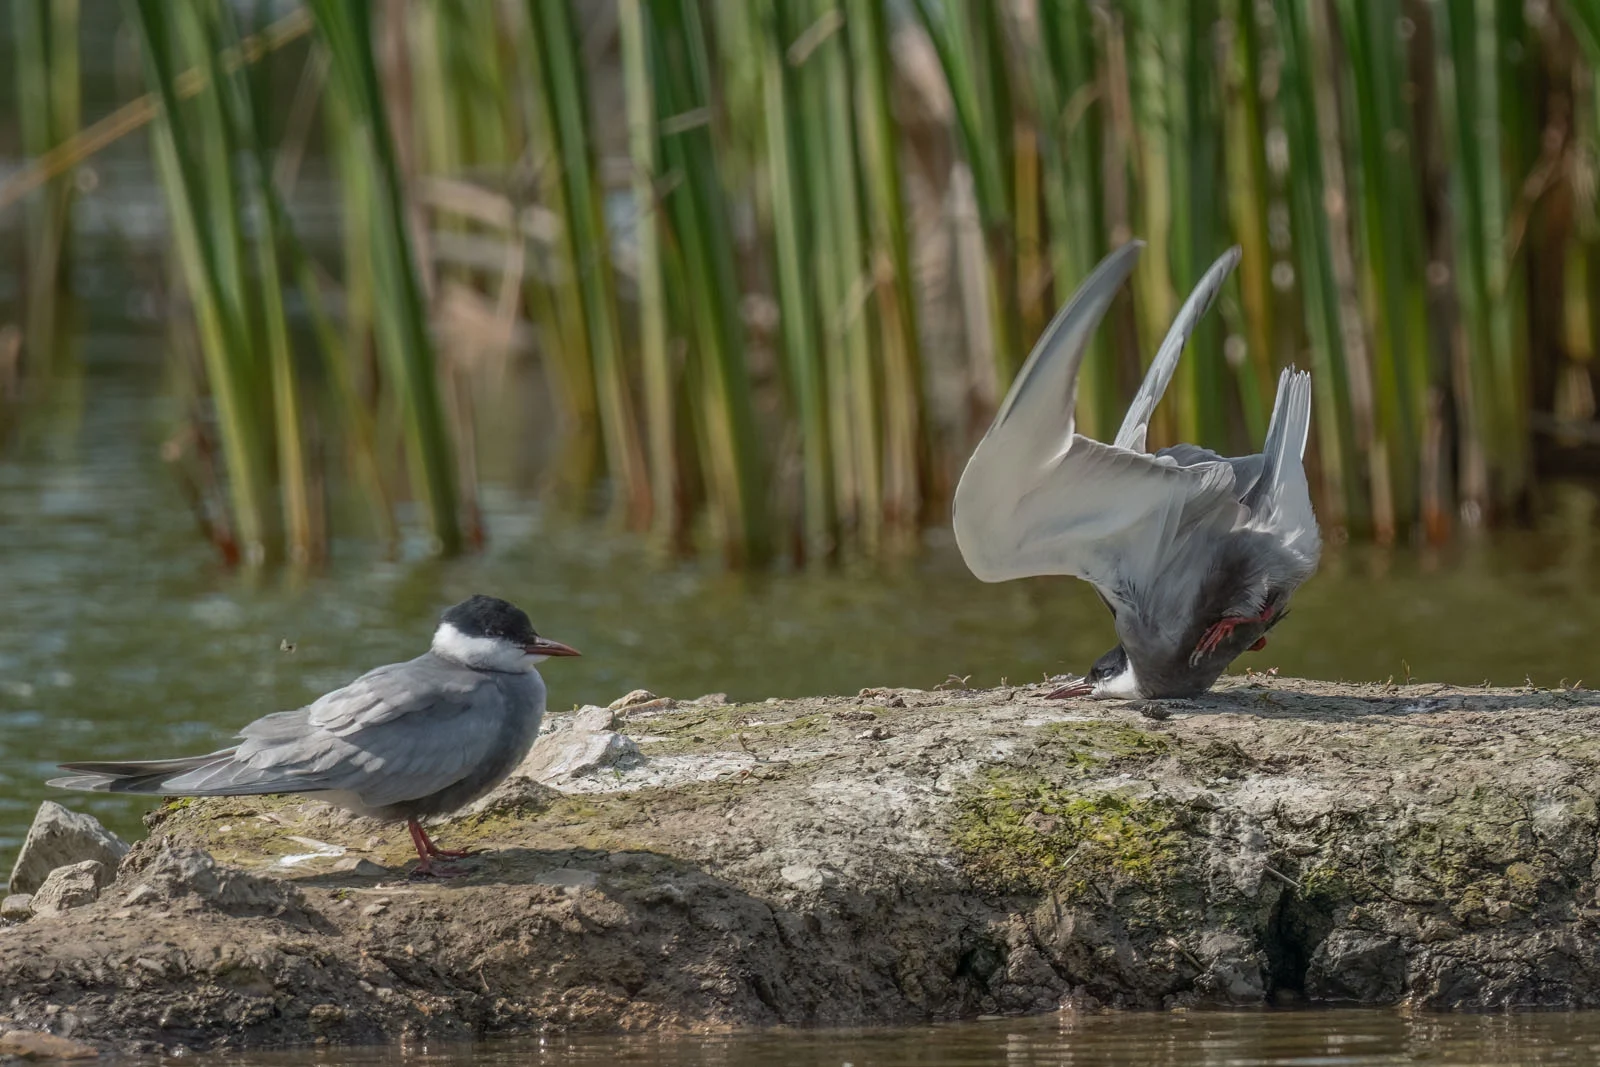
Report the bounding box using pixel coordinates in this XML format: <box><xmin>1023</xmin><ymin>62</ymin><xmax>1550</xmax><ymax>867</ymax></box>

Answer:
<box><xmin>3</xmin><ymin>677</ymin><xmax>1598</xmax><ymax>1055</ymax></box>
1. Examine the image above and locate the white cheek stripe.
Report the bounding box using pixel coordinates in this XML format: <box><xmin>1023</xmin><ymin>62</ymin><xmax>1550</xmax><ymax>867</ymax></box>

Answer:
<box><xmin>432</xmin><ymin>622</ymin><xmax>532</xmax><ymax>672</ymax></box>
<box><xmin>1096</xmin><ymin>664</ymin><xmax>1142</xmax><ymax>699</ymax></box>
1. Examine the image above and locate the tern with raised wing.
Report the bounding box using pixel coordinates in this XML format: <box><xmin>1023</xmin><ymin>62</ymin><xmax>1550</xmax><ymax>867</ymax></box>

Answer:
<box><xmin>954</xmin><ymin>241</ymin><xmax>1321</xmax><ymax>699</ymax></box>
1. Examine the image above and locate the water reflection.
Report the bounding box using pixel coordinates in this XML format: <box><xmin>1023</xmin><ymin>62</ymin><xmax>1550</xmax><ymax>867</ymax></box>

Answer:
<box><xmin>188</xmin><ymin>1010</ymin><xmax>1600</xmax><ymax>1066</ymax></box>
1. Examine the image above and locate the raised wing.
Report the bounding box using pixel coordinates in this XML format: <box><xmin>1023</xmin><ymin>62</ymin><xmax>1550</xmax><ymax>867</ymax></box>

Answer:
<box><xmin>1113</xmin><ymin>246</ymin><xmax>1241</xmax><ymax>453</ymax></box>
<box><xmin>953</xmin><ymin>241</ymin><xmax>1244</xmax><ymax>593</ymax></box>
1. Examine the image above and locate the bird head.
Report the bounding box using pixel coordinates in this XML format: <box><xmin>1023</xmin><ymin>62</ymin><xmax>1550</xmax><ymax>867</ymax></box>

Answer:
<box><xmin>1050</xmin><ymin>645</ymin><xmax>1140</xmax><ymax>699</ymax></box>
<box><xmin>433</xmin><ymin>595</ymin><xmax>581</xmax><ymax>672</ymax></box>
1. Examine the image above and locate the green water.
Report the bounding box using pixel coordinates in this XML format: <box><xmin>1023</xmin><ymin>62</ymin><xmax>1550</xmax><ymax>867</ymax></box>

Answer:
<box><xmin>181</xmin><ymin>1010</ymin><xmax>1600</xmax><ymax>1064</ymax></box>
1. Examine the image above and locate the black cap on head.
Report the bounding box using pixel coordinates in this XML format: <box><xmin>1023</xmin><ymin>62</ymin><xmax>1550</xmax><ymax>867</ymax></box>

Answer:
<box><xmin>440</xmin><ymin>595</ymin><xmax>538</xmax><ymax>644</ymax></box>
<box><xmin>1087</xmin><ymin>645</ymin><xmax>1128</xmax><ymax>683</ymax></box>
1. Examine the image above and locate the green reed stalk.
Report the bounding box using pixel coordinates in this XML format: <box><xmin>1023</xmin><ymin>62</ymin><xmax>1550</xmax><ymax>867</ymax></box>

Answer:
<box><xmin>1034</xmin><ymin>0</ymin><xmax>1115</xmax><ymax>441</ymax></box>
<box><xmin>211</xmin><ymin>0</ymin><xmax>316</xmax><ymax>564</ymax></box>
<box><xmin>760</xmin><ymin>0</ymin><xmax>836</xmax><ymax>560</ymax></box>
<box><xmin>525</xmin><ymin>0</ymin><xmax>651</xmax><ymax>528</ymax></box>
<box><xmin>846</xmin><ymin>0</ymin><xmax>927</xmax><ymax>533</ymax></box>
<box><xmin>648</xmin><ymin>0</ymin><xmax>772</xmax><ymax>564</ymax></box>
<box><xmin>1491</xmin><ymin>0</ymin><xmax>1532</xmax><ymax>503</ymax></box>
<box><xmin>1274</xmin><ymin>0</ymin><xmax>1358</xmax><ymax>529</ymax></box>
<box><xmin>129</xmin><ymin>0</ymin><xmax>274</xmax><ymax>563</ymax></box>
<box><xmin>308</xmin><ymin>0</ymin><xmax>462</xmax><ymax>555</ymax></box>
<box><xmin>1221</xmin><ymin>0</ymin><xmax>1274</xmax><ymax>443</ymax></box>
<box><xmin>812</xmin><ymin>0</ymin><xmax>882</xmax><ymax>552</ymax></box>
<box><xmin>911</xmin><ymin>0</ymin><xmax>1019</xmax><ymax>396</ymax></box>
<box><xmin>1431</xmin><ymin>0</ymin><xmax>1508</xmax><ymax>519</ymax></box>
<box><xmin>1335</xmin><ymin>0</ymin><xmax>1428</xmax><ymax>532</ymax></box>
<box><xmin>791</xmin><ymin>1</ymin><xmax>860</xmax><ymax>536</ymax></box>
<box><xmin>1166</xmin><ymin>0</ymin><xmax>1227</xmax><ymax>448</ymax></box>
<box><xmin>11</xmin><ymin>0</ymin><xmax>80</xmax><ymax>369</ymax></box>
<box><xmin>619</xmin><ymin>0</ymin><xmax>681</xmax><ymax>548</ymax></box>
<box><xmin>506</xmin><ymin>4</ymin><xmax>600</xmax><ymax>498</ymax></box>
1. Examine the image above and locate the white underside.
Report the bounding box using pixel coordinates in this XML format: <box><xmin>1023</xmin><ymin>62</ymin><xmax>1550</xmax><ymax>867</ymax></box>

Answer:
<box><xmin>432</xmin><ymin>622</ymin><xmax>535</xmax><ymax>673</ymax></box>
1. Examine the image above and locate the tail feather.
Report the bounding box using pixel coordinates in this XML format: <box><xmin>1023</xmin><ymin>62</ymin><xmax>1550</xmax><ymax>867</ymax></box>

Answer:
<box><xmin>1243</xmin><ymin>367</ymin><xmax>1314</xmax><ymax>516</ymax></box>
<box><xmin>48</xmin><ymin>749</ymin><xmax>321</xmax><ymax>798</ymax></box>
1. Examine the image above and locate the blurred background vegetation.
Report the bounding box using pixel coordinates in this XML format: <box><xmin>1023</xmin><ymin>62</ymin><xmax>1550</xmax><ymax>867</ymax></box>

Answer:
<box><xmin>5</xmin><ymin>0</ymin><xmax>1600</xmax><ymax>570</ymax></box>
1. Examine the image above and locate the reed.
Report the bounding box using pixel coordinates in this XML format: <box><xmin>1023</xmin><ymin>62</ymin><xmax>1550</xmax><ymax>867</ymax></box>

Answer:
<box><xmin>13</xmin><ymin>0</ymin><xmax>1600</xmax><ymax>566</ymax></box>
<box><xmin>306</xmin><ymin>0</ymin><xmax>465</xmax><ymax>556</ymax></box>
<box><xmin>11</xmin><ymin>0</ymin><xmax>80</xmax><ymax>374</ymax></box>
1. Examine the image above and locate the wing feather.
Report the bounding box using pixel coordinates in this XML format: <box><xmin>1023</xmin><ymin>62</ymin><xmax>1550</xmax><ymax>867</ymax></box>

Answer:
<box><xmin>954</xmin><ymin>241</ymin><xmax>1244</xmax><ymax>594</ymax></box>
<box><xmin>50</xmin><ymin>655</ymin><xmax>527</xmax><ymax>810</ymax></box>
<box><xmin>1113</xmin><ymin>246</ymin><xmax>1241</xmax><ymax>453</ymax></box>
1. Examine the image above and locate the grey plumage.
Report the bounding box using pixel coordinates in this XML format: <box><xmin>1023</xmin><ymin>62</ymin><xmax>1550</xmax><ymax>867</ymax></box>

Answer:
<box><xmin>53</xmin><ymin>655</ymin><xmax>544</xmax><ymax>819</ymax></box>
<box><xmin>953</xmin><ymin>241</ymin><xmax>1321</xmax><ymax>699</ymax></box>
<box><xmin>50</xmin><ymin>595</ymin><xmax>580</xmax><ymax>875</ymax></box>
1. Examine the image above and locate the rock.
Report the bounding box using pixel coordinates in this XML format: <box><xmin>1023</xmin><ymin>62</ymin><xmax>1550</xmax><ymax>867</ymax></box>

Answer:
<box><xmin>572</xmin><ymin>705</ymin><xmax>621</xmax><ymax>732</ymax></box>
<box><xmin>1304</xmin><ymin>931</ymin><xmax>1407</xmax><ymax>1003</ymax></box>
<box><xmin>307</xmin><ymin>1003</ymin><xmax>344</xmax><ymax>1027</ymax></box>
<box><xmin>8</xmin><ymin>802</ymin><xmax>129</xmax><ymax>895</ymax></box>
<box><xmin>1</xmin><ymin>677</ymin><xmax>1599</xmax><ymax>1054</ymax></box>
<box><xmin>609</xmin><ymin>689</ymin><xmax>660</xmax><ymax>710</ymax></box>
<box><xmin>123</xmin><ymin>847</ymin><xmax>302</xmax><ymax>917</ymax></box>
<box><xmin>0</xmin><ymin>1030</ymin><xmax>99</xmax><ymax>1060</ymax></box>
<box><xmin>0</xmin><ymin>894</ymin><xmax>33</xmax><ymax>922</ymax></box>
<box><xmin>467</xmin><ymin>774</ymin><xmax>562</xmax><ymax>817</ymax></box>
<box><xmin>514</xmin><ymin>705</ymin><xmax>642</xmax><ymax>784</ymax></box>
<box><xmin>692</xmin><ymin>693</ymin><xmax>729</xmax><ymax>706</ymax></box>
<box><xmin>30</xmin><ymin>862</ymin><xmax>104</xmax><ymax>917</ymax></box>
<box><xmin>330</xmin><ymin>857</ymin><xmax>388</xmax><ymax>879</ymax></box>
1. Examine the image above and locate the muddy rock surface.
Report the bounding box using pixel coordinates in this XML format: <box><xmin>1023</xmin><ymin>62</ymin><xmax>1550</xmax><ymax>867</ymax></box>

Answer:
<box><xmin>1</xmin><ymin>676</ymin><xmax>1597</xmax><ymax>1054</ymax></box>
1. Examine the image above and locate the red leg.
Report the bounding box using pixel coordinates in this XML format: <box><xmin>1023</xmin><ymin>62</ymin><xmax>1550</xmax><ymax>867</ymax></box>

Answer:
<box><xmin>408</xmin><ymin>816</ymin><xmax>474</xmax><ymax>859</ymax></box>
<box><xmin>1192</xmin><ymin>605</ymin><xmax>1276</xmax><ymax>662</ymax></box>
<box><xmin>406</xmin><ymin>818</ymin><xmax>471</xmax><ymax>879</ymax></box>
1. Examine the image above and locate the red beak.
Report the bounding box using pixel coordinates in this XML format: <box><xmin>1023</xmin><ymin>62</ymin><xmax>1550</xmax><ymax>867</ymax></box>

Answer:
<box><xmin>525</xmin><ymin>636</ymin><xmax>581</xmax><ymax>658</ymax></box>
<box><xmin>1046</xmin><ymin>680</ymin><xmax>1093</xmax><ymax>699</ymax></box>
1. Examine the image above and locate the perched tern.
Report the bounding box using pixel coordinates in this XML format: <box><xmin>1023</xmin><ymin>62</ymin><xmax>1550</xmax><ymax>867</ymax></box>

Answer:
<box><xmin>49</xmin><ymin>595</ymin><xmax>580</xmax><ymax>876</ymax></box>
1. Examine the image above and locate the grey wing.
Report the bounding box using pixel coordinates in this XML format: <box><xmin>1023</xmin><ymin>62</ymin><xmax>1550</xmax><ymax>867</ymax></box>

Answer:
<box><xmin>286</xmin><ymin>658</ymin><xmax>520</xmax><ymax>809</ymax></box>
<box><xmin>1112</xmin><ymin>246</ymin><xmax>1241</xmax><ymax>453</ymax></box>
<box><xmin>154</xmin><ymin>659</ymin><xmax>515</xmax><ymax>808</ymax></box>
<box><xmin>980</xmin><ymin>240</ymin><xmax>1144</xmax><ymax>453</ymax></box>
<box><xmin>954</xmin><ymin>239</ymin><xmax>1245</xmax><ymax>593</ymax></box>
<box><xmin>1241</xmin><ymin>368</ymin><xmax>1320</xmax><ymax>558</ymax></box>
<box><xmin>958</xmin><ymin>431</ymin><xmax>1245</xmax><ymax>595</ymax></box>
<box><xmin>1156</xmin><ymin>443</ymin><xmax>1266</xmax><ymax>498</ymax></box>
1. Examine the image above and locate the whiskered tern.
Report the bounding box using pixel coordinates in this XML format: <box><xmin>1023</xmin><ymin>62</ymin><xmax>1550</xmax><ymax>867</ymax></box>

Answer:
<box><xmin>49</xmin><ymin>595</ymin><xmax>580</xmax><ymax>876</ymax></box>
<box><xmin>953</xmin><ymin>241</ymin><xmax>1321</xmax><ymax>698</ymax></box>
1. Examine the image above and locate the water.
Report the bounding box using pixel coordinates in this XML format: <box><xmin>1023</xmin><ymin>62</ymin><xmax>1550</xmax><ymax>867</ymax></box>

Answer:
<box><xmin>171</xmin><ymin>1010</ymin><xmax>1600</xmax><ymax>1065</ymax></box>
